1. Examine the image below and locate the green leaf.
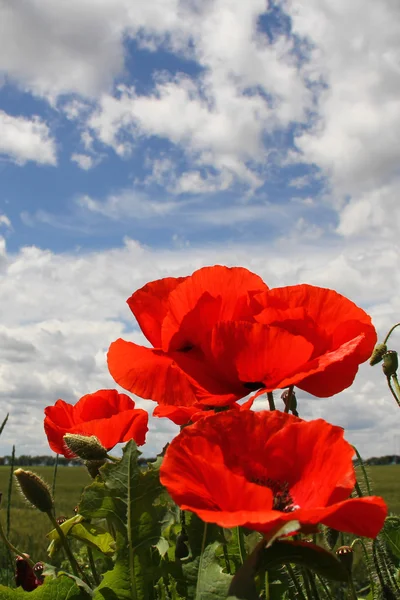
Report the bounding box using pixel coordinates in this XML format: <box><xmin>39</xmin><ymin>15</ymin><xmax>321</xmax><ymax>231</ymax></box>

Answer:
<box><xmin>183</xmin><ymin>541</ymin><xmax>232</xmax><ymax>600</ymax></box>
<box><xmin>79</xmin><ymin>480</ymin><xmax>126</xmax><ymax>531</ymax></box>
<box><xmin>261</xmin><ymin>540</ymin><xmax>349</xmax><ymax>582</ymax></box>
<box><xmin>383</xmin><ymin>516</ymin><xmax>400</xmax><ymax>560</ymax></box>
<box><xmin>93</xmin><ymin>560</ymin><xmax>132</xmax><ymax>600</ymax></box>
<box><xmin>86</xmin><ymin>442</ymin><xmax>173</xmax><ymax>599</ymax></box>
<box><xmin>0</xmin><ymin>575</ymin><xmax>91</xmax><ymax>599</ymax></box>
<box><xmin>47</xmin><ymin>514</ymin><xmax>115</xmax><ymax>557</ymax></box>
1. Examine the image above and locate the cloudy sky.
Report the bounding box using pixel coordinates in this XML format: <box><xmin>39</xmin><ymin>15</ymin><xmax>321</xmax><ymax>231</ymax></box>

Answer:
<box><xmin>1</xmin><ymin>0</ymin><xmax>399</xmax><ymax>459</ymax></box>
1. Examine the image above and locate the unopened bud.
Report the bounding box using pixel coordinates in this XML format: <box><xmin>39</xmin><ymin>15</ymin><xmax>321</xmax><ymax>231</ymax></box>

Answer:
<box><xmin>63</xmin><ymin>434</ymin><xmax>108</xmax><ymax>461</ymax></box>
<box><xmin>336</xmin><ymin>546</ymin><xmax>354</xmax><ymax>573</ymax></box>
<box><xmin>382</xmin><ymin>351</ymin><xmax>398</xmax><ymax>377</ymax></box>
<box><xmin>14</xmin><ymin>469</ymin><xmax>53</xmax><ymax>513</ymax></box>
<box><xmin>369</xmin><ymin>343</ymin><xmax>388</xmax><ymax>366</ymax></box>
<box><xmin>85</xmin><ymin>459</ymin><xmax>107</xmax><ymax>479</ymax></box>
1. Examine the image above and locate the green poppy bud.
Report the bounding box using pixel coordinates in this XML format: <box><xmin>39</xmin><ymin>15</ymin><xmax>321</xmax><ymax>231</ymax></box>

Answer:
<box><xmin>63</xmin><ymin>434</ymin><xmax>108</xmax><ymax>461</ymax></box>
<box><xmin>382</xmin><ymin>351</ymin><xmax>398</xmax><ymax>377</ymax></box>
<box><xmin>369</xmin><ymin>342</ymin><xmax>388</xmax><ymax>366</ymax></box>
<box><xmin>14</xmin><ymin>469</ymin><xmax>54</xmax><ymax>513</ymax></box>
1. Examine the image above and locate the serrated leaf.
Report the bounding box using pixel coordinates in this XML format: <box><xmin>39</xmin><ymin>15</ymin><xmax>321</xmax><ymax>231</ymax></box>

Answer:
<box><xmin>79</xmin><ymin>480</ymin><xmax>126</xmax><ymax>531</ymax></box>
<box><xmin>0</xmin><ymin>575</ymin><xmax>91</xmax><ymax>599</ymax></box>
<box><xmin>183</xmin><ymin>542</ymin><xmax>232</xmax><ymax>600</ymax></box>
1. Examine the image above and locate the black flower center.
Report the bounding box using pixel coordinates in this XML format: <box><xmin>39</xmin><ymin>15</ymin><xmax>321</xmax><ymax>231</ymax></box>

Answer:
<box><xmin>243</xmin><ymin>381</ymin><xmax>265</xmax><ymax>391</ymax></box>
<box><xmin>251</xmin><ymin>477</ymin><xmax>297</xmax><ymax>513</ymax></box>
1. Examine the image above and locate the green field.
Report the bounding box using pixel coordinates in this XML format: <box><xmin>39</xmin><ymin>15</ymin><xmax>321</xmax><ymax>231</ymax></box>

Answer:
<box><xmin>0</xmin><ymin>464</ymin><xmax>399</xmax><ymax>578</ymax></box>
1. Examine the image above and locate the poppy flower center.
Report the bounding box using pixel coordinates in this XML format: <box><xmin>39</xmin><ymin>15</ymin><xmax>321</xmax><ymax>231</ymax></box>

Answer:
<box><xmin>243</xmin><ymin>381</ymin><xmax>265</xmax><ymax>391</ymax></box>
<box><xmin>251</xmin><ymin>477</ymin><xmax>298</xmax><ymax>513</ymax></box>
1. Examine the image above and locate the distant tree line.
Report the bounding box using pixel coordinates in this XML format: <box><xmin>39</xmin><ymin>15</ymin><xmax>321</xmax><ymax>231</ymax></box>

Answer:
<box><xmin>0</xmin><ymin>455</ymin><xmax>157</xmax><ymax>466</ymax></box>
<box><xmin>360</xmin><ymin>455</ymin><xmax>400</xmax><ymax>466</ymax></box>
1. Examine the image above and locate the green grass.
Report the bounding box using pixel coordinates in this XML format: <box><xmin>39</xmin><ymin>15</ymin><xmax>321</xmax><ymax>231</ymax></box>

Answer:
<box><xmin>0</xmin><ymin>463</ymin><xmax>398</xmax><ymax>585</ymax></box>
<box><xmin>0</xmin><ymin>466</ymin><xmax>90</xmax><ymax>569</ymax></box>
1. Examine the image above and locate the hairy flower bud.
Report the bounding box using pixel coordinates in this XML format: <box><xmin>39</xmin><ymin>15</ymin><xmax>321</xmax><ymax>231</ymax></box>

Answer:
<box><xmin>336</xmin><ymin>546</ymin><xmax>354</xmax><ymax>573</ymax></box>
<box><xmin>369</xmin><ymin>342</ymin><xmax>388</xmax><ymax>366</ymax></box>
<box><xmin>14</xmin><ymin>469</ymin><xmax>54</xmax><ymax>513</ymax></box>
<box><xmin>382</xmin><ymin>351</ymin><xmax>398</xmax><ymax>377</ymax></box>
<box><xmin>63</xmin><ymin>433</ymin><xmax>108</xmax><ymax>461</ymax></box>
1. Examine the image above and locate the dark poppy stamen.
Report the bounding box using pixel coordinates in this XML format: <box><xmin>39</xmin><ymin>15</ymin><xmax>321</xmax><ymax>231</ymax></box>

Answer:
<box><xmin>179</xmin><ymin>344</ymin><xmax>194</xmax><ymax>352</ymax></box>
<box><xmin>243</xmin><ymin>381</ymin><xmax>265</xmax><ymax>391</ymax></box>
<box><xmin>251</xmin><ymin>477</ymin><xmax>297</xmax><ymax>513</ymax></box>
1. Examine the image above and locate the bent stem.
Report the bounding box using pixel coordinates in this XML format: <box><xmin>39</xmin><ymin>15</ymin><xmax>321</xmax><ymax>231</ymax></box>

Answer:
<box><xmin>351</xmin><ymin>539</ymin><xmax>375</xmax><ymax>599</ymax></box>
<box><xmin>386</xmin><ymin>376</ymin><xmax>400</xmax><ymax>408</ymax></box>
<box><xmin>87</xmin><ymin>546</ymin><xmax>100</xmax><ymax>586</ymax></box>
<box><xmin>384</xmin><ymin>323</ymin><xmax>400</xmax><ymax>344</ymax></box>
<box><xmin>0</xmin><ymin>516</ymin><xmax>34</xmax><ymax>566</ymax></box>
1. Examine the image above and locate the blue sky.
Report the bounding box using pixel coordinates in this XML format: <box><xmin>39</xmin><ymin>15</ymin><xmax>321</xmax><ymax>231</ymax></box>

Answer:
<box><xmin>1</xmin><ymin>0</ymin><xmax>400</xmax><ymax>458</ymax></box>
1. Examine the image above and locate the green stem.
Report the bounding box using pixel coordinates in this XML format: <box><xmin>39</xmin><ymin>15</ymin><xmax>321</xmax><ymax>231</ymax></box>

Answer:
<box><xmin>51</xmin><ymin>454</ymin><xmax>59</xmax><ymax>513</ymax></box>
<box><xmin>264</xmin><ymin>570</ymin><xmax>269</xmax><ymax>600</ymax></box>
<box><xmin>316</xmin><ymin>575</ymin><xmax>334</xmax><ymax>600</ymax></box>
<box><xmin>126</xmin><ymin>451</ymin><xmax>138</xmax><ymax>600</ymax></box>
<box><xmin>387</xmin><ymin>376</ymin><xmax>400</xmax><ymax>408</ymax></box>
<box><xmin>384</xmin><ymin>323</ymin><xmax>400</xmax><ymax>344</ymax></box>
<box><xmin>351</xmin><ymin>538</ymin><xmax>375</xmax><ymax>598</ymax></box>
<box><xmin>391</xmin><ymin>374</ymin><xmax>400</xmax><ymax>408</ymax></box>
<box><xmin>348</xmin><ymin>577</ymin><xmax>358</xmax><ymax>600</ymax></box>
<box><xmin>284</xmin><ymin>385</ymin><xmax>294</xmax><ymax>414</ymax></box>
<box><xmin>0</xmin><ymin>515</ymin><xmax>34</xmax><ymax>566</ymax></box>
<box><xmin>219</xmin><ymin>527</ymin><xmax>231</xmax><ymax>574</ymax></box>
<box><xmin>106</xmin><ymin>454</ymin><xmax>120</xmax><ymax>463</ymax></box>
<box><xmin>87</xmin><ymin>546</ymin><xmax>100</xmax><ymax>586</ymax></box>
<box><xmin>237</xmin><ymin>526</ymin><xmax>246</xmax><ymax>565</ymax></box>
<box><xmin>352</xmin><ymin>446</ymin><xmax>372</xmax><ymax>495</ymax></box>
<box><xmin>285</xmin><ymin>564</ymin><xmax>306</xmax><ymax>600</ymax></box>
<box><xmin>267</xmin><ymin>392</ymin><xmax>276</xmax><ymax>411</ymax></box>
<box><xmin>195</xmin><ymin>523</ymin><xmax>208</xmax><ymax>599</ymax></box>
<box><xmin>6</xmin><ymin>445</ymin><xmax>15</xmax><ymax>537</ymax></box>
<box><xmin>46</xmin><ymin>511</ymin><xmax>81</xmax><ymax>580</ymax></box>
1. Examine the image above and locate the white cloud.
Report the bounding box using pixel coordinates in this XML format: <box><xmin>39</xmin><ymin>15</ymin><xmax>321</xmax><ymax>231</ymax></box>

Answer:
<box><xmin>0</xmin><ymin>110</ymin><xmax>56</xmax><ymax>165</ymax></box>
<box><xmin>0</xmin><ymin>233</ymin><xmax>399</xmax><ymax>458</ymax></box>
<box><xmin>0</xmin><ymin>214</ymin><xmax>12</xmax><ymax>229</ymax></box>
<box><xmin>286</xmin><ymin>0</ymin><xmax>400</xmax><ymax>195</ymax></box>
<box><xmin>71</xmin><ymin>153</ymin><xmax>96</xmax><ymax>170</ymax></box>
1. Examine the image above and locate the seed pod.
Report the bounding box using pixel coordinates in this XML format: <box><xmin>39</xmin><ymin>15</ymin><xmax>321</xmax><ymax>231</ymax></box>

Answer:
<box><xmin>14</xmin><ymin>469</ymin><xmax>54</xmax><ymax>513</ymax></box>
<box><xmin>369</xmin><ymin>342</ymin><xmax>388</xmax><ymax>366</ymax></box>
<box><xmin>336</xmin><ymin>545</ymin><xmax>354</xmax><ymax>573</ymax></box>
<box><xmin>63</xmin><ymin>434</ymin><xmax>108</xmax><ymax>461</ymax></box>
<box><xmin>382</xmin><ymin>351</ymin><xmax>398</xmax><ymax>377</ymax></box>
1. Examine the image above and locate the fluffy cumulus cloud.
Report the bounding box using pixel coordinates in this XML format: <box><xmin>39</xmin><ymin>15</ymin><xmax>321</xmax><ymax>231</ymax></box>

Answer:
<box><xmin>0</xmin><ymin>234</ymin><xmax>399</xmax><ymax>458</ymax></box>
<box><xmin>0</xmin><ymin>110</ymin><xmax>56</xmax><ymax>165</ymax></box>
<box><xmin>1</xmin><ymin>1</ymin><xmax>400</xmax><ymax>461</ymax></box>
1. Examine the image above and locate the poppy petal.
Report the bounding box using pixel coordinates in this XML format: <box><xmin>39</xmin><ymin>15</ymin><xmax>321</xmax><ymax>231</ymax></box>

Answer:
<box><xmin>69</xmin><ymin>408</ymin><xmax>148</xmax><ymax>449</ymax></box>
<box><xmin>107</xmin><ymin>338</ymin><xmax>198</xmax><ymax>406</ymax></box>
<box><xmin>127</xmin><ymin>276</ymin><xmax>186</xmax><ymax>347</ymax></box>
<box><xmin>161</xmin><ymin>265</ymin><xmax>268</xmax><ymax>351</ymax></box>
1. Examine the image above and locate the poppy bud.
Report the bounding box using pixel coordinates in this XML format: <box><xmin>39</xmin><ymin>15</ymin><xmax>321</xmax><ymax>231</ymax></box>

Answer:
<box><xmin>14</xmin><ymin>469</ymin><xmax>54</xmax><ymax>513</ymax></box>
<box><xmin>15</xmin><ymin>555</ymin><xmax>38</xmax><ymax>591</ymax></box>
<box><xmin>382</xmin><ymin>351</ymin><xmax>398</xmax><ymax>377</ymax></box>
<box><xmin>63</xmin><ymin>434</ymin><xmax>108</xmax><ymax>461</ymax></box>
<box><xmin>85</xmin><ymin>459</ymin><xmax>107</xmax><ymax>479</ymax></box>
<box><xmin>33</xmin><ymin>562</ymin><xmax>45</xmax><ymax>584</ymax></box>
<box><xmin>369</xmin><ymin>343</ymin><xmax>388</xmax><ymax>366</ymax></box>
<box><xmin>336</xmin><ymin>545</ymin><xmax>354</xmax><ymax>573</ymax></box>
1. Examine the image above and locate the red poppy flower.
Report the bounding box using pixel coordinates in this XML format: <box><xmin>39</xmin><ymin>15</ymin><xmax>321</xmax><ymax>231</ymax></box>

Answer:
<box><xmin>108</xmin><ymin>265</ymin><xmax>376</xmax><ymax>407</ymax></box>
<box><xmin>108</xmin><ymin>265</ymin><xmax>269</xmax><ymax>407</ymax></box>
<box><xmin>44</xmin><ymin>389</ymin><xmax>148</xmax><ymax>458</ymax></box>
<box><xmin>252</xmin><ymin>284</ymin><xmax>377</xmax><ymax>397</ymax></box>
<box><xmin>160</xmin><ymin>410</ymin><xmax>387</xmax><ymax>540</ymax></box>
<box><xmin>153</xmin><ymin>396</ymin><xmax>255</xmax><ymax>426</ymax></box>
